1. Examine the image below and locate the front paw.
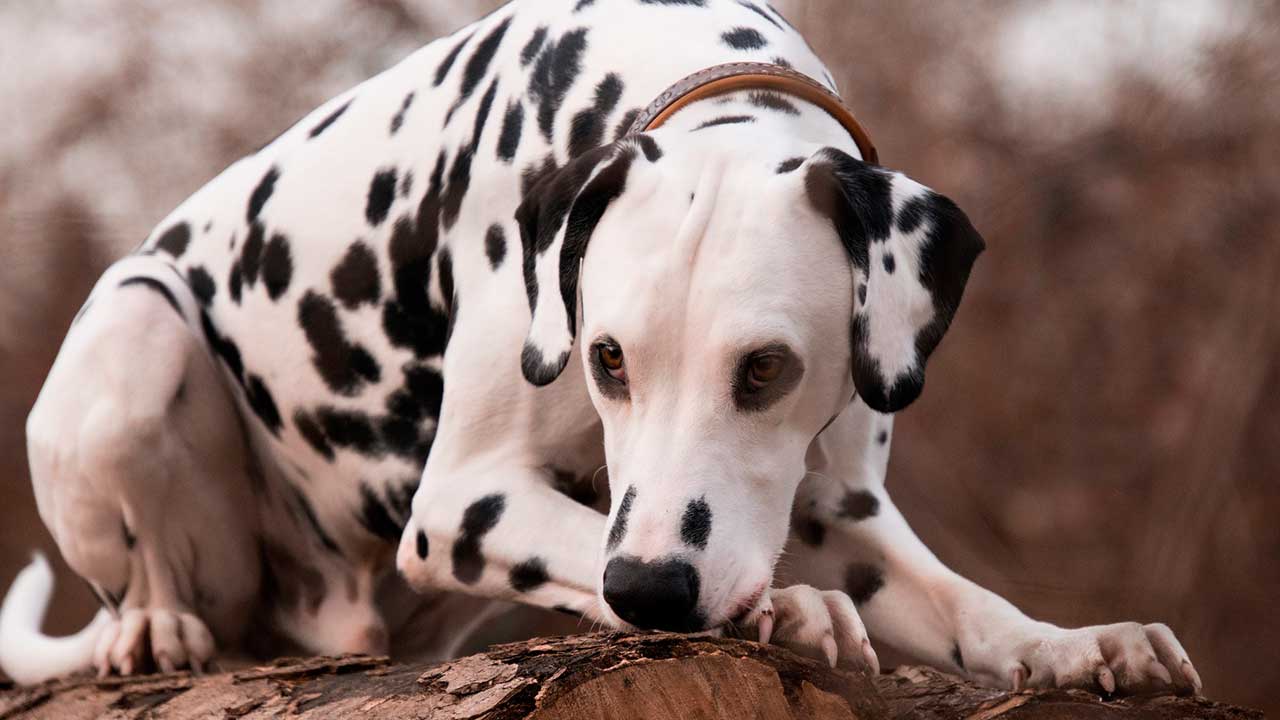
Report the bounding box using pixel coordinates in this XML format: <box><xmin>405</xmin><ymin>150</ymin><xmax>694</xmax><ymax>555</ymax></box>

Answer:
<box><xmin>93</xmin><ymin>607</ymin><xmax>216</xmax><ymax>677</ymax></box>
<box><xmin>999</xmin><ymin>622</ymin><xmax>1201</xmax><ymax>695</ymax></box>
<box><xmin>743</xmin><ymin>585</ymin><xmax>879</xmax><ymax>673</ymax></box>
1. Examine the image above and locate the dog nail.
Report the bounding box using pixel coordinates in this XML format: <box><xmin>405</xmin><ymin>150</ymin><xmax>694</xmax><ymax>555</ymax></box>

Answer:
<box><xmin>757</xmin><ymin>613</ymin><xmax>774</xmax><ymax>646</ymax></box>
<box><xmin>1097</xmin><ymin>665</ymin><xmax>1115</xmax><ymax>694</ymax></box>
<box><xmin>1182</xmin><ymin>660</ymin><xmax>1203</xmax><ymax>693</ymax></box>
<box><xmin>822</xmin><ymin>635</ymin><xmax>838</xmax><ymax>668</ymax></box>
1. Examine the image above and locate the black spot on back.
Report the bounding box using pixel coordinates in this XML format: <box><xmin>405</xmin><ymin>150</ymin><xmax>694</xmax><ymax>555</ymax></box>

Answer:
<box><xmin>294</xmin><ymin>409</ymin><xmax>335</xmax><ymax>461</ymax></box>
<box><xmin>772</xmin><ymin>56</ymin><xmax>792</xmax><ymax>68</ymax></box>
<box><xmin>635</xmin><ymin>134</ymin><xmax>663</xmax><ymax>162</ymax></box>
<box><xmin>390</xmin><ymin>92</ymin><xmax>414</xmax><ymax>135</ymax></box>
<box><xmin>434</xmin><ymin>31</ymin><xmax>474</xmax><ymax>87</ymax></box>
<box><xmin>748</xmin><ymin>90</ymin><xmax>799</xmax><ymax>115</ymax></box>
<box><xmin>245</xmin><ymin>374</ymin><xmax>283</xmax><ymax>435</ymax></box>
<box><xmin>262</xmin><ymin>233</ymin><xmax>294</xmax><ymax>300</ymax></box>
<box><xmin>497</xmin><ymin>101</ymin><xmax>525</xmax><ymax>162</ymax></box>
<box><xmin>844</xmin><ymin>562</ymin><xmax>884</xmax><ymax>605</ymax></box>
<box><xmin>452</xmin><ymin>494</ymin><xmax>506</xmax><ymax>584</ymax></box>
<box><xmin>358</xmin><ymin>482</ymin><xmax>403</xmax><ymax>543</ymax></box>
<box><xmin>838</xmin><ymin>490</ymin><xmax>880</xmax><ymax>520</ymax></box>
<box><xmin>568</xmin><ymin>73</ymin><xmax>625</xmax><ymax>158</ymax></box>
<box><xmin>485</xmin><ymin>224</ymin><xmax>507</xmax><ymax>270</ymax></box>
<box><xmin>509</xmin><ymin>557</ymin><xmax>550</xmax><ymax>592</ymax></box>
<box><xmin>187</xmin><ymin>266</ymin><xmax>216</xmax><ymax>307</ymax></box>
<box><xmin>777</xmin><ymin>157</ymin><xmax>805</xmax><ymax>174</ymax></box>
<box><xmin>154</xmin><ymin>222</ymin><xmax>192</xmax><ymax>258</ymax></box>
<box><xmin>883</xmin><ymin>252</ymin><xmax>895</xmax><ymax>274</ymax></box>
<box><xmin>247</xmin><ymin>167</ymin><xmax>279</xmax><ymax>223</ymax></box>
<box><xmin>574</xmin><ymin>0</ymin><xmax>596</xmax><ymax>10</ymax></box>
<box><xmin>680</xmin><ymin>497</ymin><xmax>712</xmax><ymax>550</ymax></box>
<box><xmin>694</xmin><ymin>115</ymin><xmax>756</xmax><ymax>131</ymax></box>
<box><xmin>528</xmin><ymin>28</ymin><xmax>589</xmax><ymax>142</ymax></box>
<box><xmin>737</xmin><ymin>0</ymin><xmax>783</xmax><ymax>30</ymax></box>
<box><xmin>896</xmin><ymin>196</ymin><xmax>928</xmax><ymax>234</ymax></box>
<box><xmin>317</xmin><ymin>406</ymin><xmax>384</xmax><ymax>457</ymax></box>
<box><xmin>119</xmin><ymin>277</ymin><xmax>183</xmax><ymax>319</ymax></box>
<box><xmin>331</xmin><ymin>242</ymin><xmax>381</xmax><ymax>309</ymax></box>
<box><xmin>309</xmin><ymin>99</ymin><xmax>352</xmax><ymax>139</ymax></box>
<box><xmin>520</xmin><ymin>26</ymin><xmax>549</xmax><ymax>65</ymax></box>
<box><xmin>298</xmin><ymin>291</ymin><xmax>382</xmax><ymax>395</ymax></box>
<box><xmin>722</xmin><ymin>27</ymin><xmax>768</xmax><ymax>50</ymax></box>
<box><xmin>640</xmin><ymin>0</ymin><xmax>707</xmax><ymax>5</ymax></box>
<box><xmin>383</xmin><ymin>152</ymin><xmax>451</xmax><ymax>358</ymax></box>
<box><xmin>241</xmin><ymin>222</ymin><xmax>266</xmax><ymax>287</ymax></box>
<box><xmin>366</xmin><ymin>168</ymin><xmax>398</xmax><ymax>227</ymax></box>
<box><xmin>416</xmin><ymin>529</ymin><xmax>429</xmax><ymax>559</ymax></box>
<box><xmin>445</xmin><ymin>16</ymin><xmax>512</xmax><ymax>124</ymax></box>
<box><xmin>614</xmin><ymin>108</ymin><xmax>642</xmax><ymax>140</ymax></box>
<box><xmin>228</xmin><ymin>262</ymin><xmax>243</xmax><ymax>304</ymax></box>
<box><xmin>200</xmin><ymin>311</ymin><xmax>243</xmax><ymax>379</ymax></box>
<box><xmin>607</xmin><ymin>485</ymin><xmax>636</xmax><ymax>551</ymax></box>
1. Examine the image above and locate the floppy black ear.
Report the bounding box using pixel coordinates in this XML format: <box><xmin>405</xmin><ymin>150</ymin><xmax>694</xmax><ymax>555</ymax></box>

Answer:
<box><xmin>516</xmin><ymin>139</ymin><xmax>643</xmax><ymax>385</ymax></box>
<box><xmin>803</xmin><ymin>147</ymin><xmax>985</xmax><ymax>413</ymax></box>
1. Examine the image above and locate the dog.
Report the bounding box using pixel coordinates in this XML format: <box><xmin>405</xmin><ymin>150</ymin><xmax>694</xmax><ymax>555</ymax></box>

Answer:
<box><xmin>0</xmin><ymin>0</ymin><xmax>1200</xmax><ymax>695</ymax></box>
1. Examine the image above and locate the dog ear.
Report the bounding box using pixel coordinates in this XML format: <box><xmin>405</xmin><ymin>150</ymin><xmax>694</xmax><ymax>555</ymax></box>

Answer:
<box><xmin>515</xmin><ymin>141</ymin><xmax>639</xmax><ymax>386</ymax></box>
<box><xmin>803</xmin><ymin>147</ymin><xmax>985</xmax><ymax>413</ymax></box>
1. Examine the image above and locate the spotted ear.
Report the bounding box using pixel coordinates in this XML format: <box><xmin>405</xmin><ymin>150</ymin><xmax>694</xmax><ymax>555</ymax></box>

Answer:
<box><xmin>804</xmin><ymin>148</ymin><xmax>985</xmax><ymax>413</ymax></box>
<box><xmin>516</xmin><ymin>141</ymin><xmax>639</xmax><ymax>386</ymax></box>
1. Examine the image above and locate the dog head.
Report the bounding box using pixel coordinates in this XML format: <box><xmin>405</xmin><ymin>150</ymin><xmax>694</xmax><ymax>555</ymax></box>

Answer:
<box><xmin>517</xmin><ymin>131</ymin><xmax>983</xmax><ymax>631</ymax></box>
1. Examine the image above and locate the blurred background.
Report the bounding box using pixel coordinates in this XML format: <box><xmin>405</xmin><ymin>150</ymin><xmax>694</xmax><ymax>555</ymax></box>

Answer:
<box><xmin>0</xmin><ymin>0</ymin><xmax>1275</xmax><ymax>711</ymax></box>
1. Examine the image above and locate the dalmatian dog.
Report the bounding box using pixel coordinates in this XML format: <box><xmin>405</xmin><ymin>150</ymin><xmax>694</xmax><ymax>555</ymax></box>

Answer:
<box><xmin>0</xmin><ymin>0</ymin><xmax>1200</xmax><ymax>697</ymax></box>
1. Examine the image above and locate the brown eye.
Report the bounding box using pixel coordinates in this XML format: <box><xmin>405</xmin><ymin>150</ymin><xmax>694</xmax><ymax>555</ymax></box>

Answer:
<box><xmin>747</xmin><ymin>354</ymin><xmax>784</xmax><ymax>389</ymax></box>
<box><xmin>597</xmin><ymin>342</ymin><xmax>626</xmax><ymax>381</ymax></box>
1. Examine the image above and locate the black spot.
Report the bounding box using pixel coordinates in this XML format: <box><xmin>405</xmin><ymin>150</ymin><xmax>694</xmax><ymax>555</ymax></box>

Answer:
<box><xmin>680</xmin><ymin>497</ymin><xmax>712</xmax><ymax>550</ymax></box>
<box><xmin>400</xmin><ymin>171</ymin><xmax>414</xmax><ymax>198</ymax></box>
<box><xmin>485</xmin><ymin>224</ymin><xmax>507</xmax><ymax>270</ymax></box>
<box><xmin>877</xmin><ymin>429</ymin><xmax>889</xmax><ymax>445</ymax></box>
<box><xmin>497</xmin><ymin>101</ymin><xmax>525</xmax><ymax>162</ymax></box>
<box><xmin>896</xmin><ymin>196</ymin><xmax>928</xmax><ymax>234</ymax></box>
<box><xmin>331</xmin><ymin>242</ymin><xmax>381</xmax><ymax>309</ymax></box>
<box><xmin>122</xmin><ymin>521</ymin><xmax>136</xmax><ymax>550</ymax></box>
<box><xmin>509</xmin><ymin>557</ymin><xmax>550</xmax><ymax>592</ymax></box>
<box><xmin>317</xmin><ymin>406</ymin><xmax>383</xmax><ymax>456</ymax></box>
<box><xmin>952</xmin><ymin>643</ymin><xmax>965</xmax><ymax>670</ymax></box>
<box><xmin>154</xmin><ymin>222</ymin><xmax>192</xmax><ymax>258</ymax></box>
<box><xmin>200</xmin><ymin>311</ymin><xmax>243</xmax><ymax>379</ymax></box>
<box><xmin>568</xmin><ymin>73</ymin><xmax>625</xmax><ymax>158</ymax></box>
<box><xmin>309</xmin><ymin>99</ymin><xmax>352</xmax><ymax>139</ymax></box>
<box><xmin>528</xmin><ymin>28</ymin><xmax>589</xmax><ymax>142</ymax></box>
<box><xmin>445</xmin><ymin>16</ymin><xmax>511</xmax><ymax>124</ymax></box>
<box><xmin>694</xmin><ymin>115</ymin><xmax>756</xmax><ymax>131</ymax></box>
<box><xmin>776</xmin><ymin>156</ymin><xmax>805</xmax><ymax>174</ymax></box>
<box><xmin>883</xmin><ymin>252</ymin><xmax>895</xmax><ymax>274</ymax></box>
<box><xmin>858</xmin><ymin>283</ymin><xmax>867</xmax><ymax>305</ymax></box>
<box><xmin>844</xmin><ymin>562</ymin><xmax>884</xmax><ymax>605</ymax></box>
<box><xmin>614</xmin><ymin>108</ymin><xmax>642</xmax><ymax>140</ymax></box>
<box><xmin>247</xmin><ymin>167</ymin><xmax>279</xmax><ymax>222</ymax></box>
<box><xmin>358</xmin><ymin>483</ymin><xmax>402</xmax><ymax>543</ymax></box>
<box><xmin>228</xmin><ymin>262</ymin><xmax>243</xmax><ymax>304</ymax></box>
<box><xmin>119</xmin><ymin>277</ymin><xmax>182</xmax><ymax>319</ymax></box>
<box><xmin>635</xmin><ymin>134</ymin><xmax>663</xmax><ymax>162</ymax></box>
<box><xmin>434</xmin><ymin>31</ymin><xmax>474</xmax><ymax>86</ymax></box>
<box><xmin>294</xmin><ymin>409</ymin><xmax>335</xmax><ymax>461</ymax></box>
<box><xmin>639</xmin><ymin>0</ymin><xmax>707</xmax><ymax>5</ymax></box>
<box><xmin>452</xmin><ymin>494</ymin><xmax>506</xmax><ymax>584</ymax></box>
<box><xmin>366</xmin><ymin>168</ymin><xmax>398</xmax><ymax>227</ymax></box>
<box><xmin>436</xmin><ymin>248</ymin><xmax>455</xmax><ymax>319</ymax></box>
<box><xmin>187</xmin><ymin>267</ymin><xmax>216</xmax><ymax>307</ymax></box>
<box><xmin>298</xmin><ymin>291</ymin><xmax>382</xmax><ymax>395</ymax></box>
<box><xmin>520</xmin><ymin>153</ymin><xmax>559</xmax><ymax>199</ymax></box>
<box><xmin>262</xmin><ymin>233</ymin><xmax>294</xmax><ymax>300</ymax></box>
<box><xmin>772</xmin><ymin>56</ymin><xmax>792</xmax><ymax>68</ymax></box>
<box><xmin>390</xmin><ymin>92</ymin><xmax>414</xmax><ymax>134</ymax></box>
<box><xmin>416</xmin><ymin>529</ymin><xmax>429</xmax><ymax>559</ymax></box>
<box><xmin>794</xmin><ymin>516</ymin><xmax>825</xmax><ymax>547</ymax></box>
<box><xmin>737</xmin><ymin>0</ymin><xmax>783</xmax><ymax>30</ymax></box>
<box><xmin>606</xmin><ymin>485</ymin><xmax>636</xmax><ymax>551</ymax></box>
<box><xmin>838</xmin><ymin>490</ymin><xmax>880</xmax><ymax>520</ymax></box>
<box><xmin>574</xmin><ymin>0</ymin><xmax>596</xmax><ymax>10</ymax></box>
<box><xmin>441</xmin><ymin>77</ymin><xmax>499</xmax><ymax>230</ymax></box>
<box><xmin>245</xmin><ymin>374</ymin><xmax>283</xmax><ymax>435</ymax></box>
<box><xmin>241</xmin><ymin>222</ymin><xmax>266</xmax><ymax>287</ymax></box>
<box><xmin>520</xmin><ymin>27</ymin><xmax>549</xmax><ymax>66</ymax></box>
<box><xmin>722</xmin><ymin>27</ymin><xmax>768</xmax><ymax>50</ymax></box>
<box><xmin>748</xmin><ymin>90</ymin><xmax>799</xmax><ymax>115</ymax></box>
<box><xmin>293</xmin><ymin>488</ymin><xmax>342</xmax><ymax>555</ymax></box>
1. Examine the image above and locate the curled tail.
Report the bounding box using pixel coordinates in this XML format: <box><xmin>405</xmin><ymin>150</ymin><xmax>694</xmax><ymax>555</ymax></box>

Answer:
<box><xmin>0</xmin><ymin>553</ymin><xmax>109</xmax><ymax>684</ymax></box>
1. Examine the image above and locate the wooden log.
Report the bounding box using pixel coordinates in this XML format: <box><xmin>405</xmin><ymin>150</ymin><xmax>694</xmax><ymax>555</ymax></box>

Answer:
<box><xmin>0</xmin><ymin>633</ymin><xmax>1262</xmax><ymax>720</ymax></box>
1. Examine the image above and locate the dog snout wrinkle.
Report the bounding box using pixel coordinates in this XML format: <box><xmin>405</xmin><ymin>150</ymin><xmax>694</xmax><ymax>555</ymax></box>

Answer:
<box><xmin>603</xmin><ymin>556</ymin><xmax>703</xmax><ymax>632</ymax></box>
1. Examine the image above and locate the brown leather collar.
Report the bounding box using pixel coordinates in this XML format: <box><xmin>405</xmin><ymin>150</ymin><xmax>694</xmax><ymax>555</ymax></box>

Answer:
<box><xmin>628</xmin><ymin>61</ymin><xmax>878</xmax><ymax>165</ymax></box>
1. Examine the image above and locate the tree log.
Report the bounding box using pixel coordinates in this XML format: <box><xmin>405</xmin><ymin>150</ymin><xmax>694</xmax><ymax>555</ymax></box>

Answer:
<box><xmin>0</xmin><ymin>633</ymin><xmax>1262</xmax><ymax>719</ymax></box>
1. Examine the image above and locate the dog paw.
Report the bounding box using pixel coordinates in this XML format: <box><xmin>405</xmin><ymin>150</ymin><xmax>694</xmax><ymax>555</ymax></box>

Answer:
<box><xmin>996</xmin><ymin>622</ymin><xmax>1201</xmax><ymax>695</ymax></box>
<box><xmin>93</xmin><ymin>607</ymin><xmax>215</xmax><ymax>677</ymax></box>
<box><xmin>743</xmin><ymin>584</ymin><xmax>879</xmax><ymax>673</ymax></box>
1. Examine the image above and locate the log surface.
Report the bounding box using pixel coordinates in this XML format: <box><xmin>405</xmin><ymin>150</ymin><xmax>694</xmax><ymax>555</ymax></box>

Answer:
<box><xmin>0</xmin><ymin>633</ymin><xmax>1263</xmax><ymax>719</ymax></box>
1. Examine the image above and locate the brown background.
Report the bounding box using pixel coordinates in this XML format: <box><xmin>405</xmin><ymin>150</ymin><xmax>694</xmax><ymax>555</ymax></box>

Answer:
<box><xmin>0</xmin><ymin>0</ymin><xmax>1276</xmax><ymax>712</ymax></box>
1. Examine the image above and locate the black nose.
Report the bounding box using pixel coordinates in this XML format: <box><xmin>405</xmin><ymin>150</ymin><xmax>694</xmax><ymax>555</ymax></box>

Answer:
<box><xmin>603</xmin><ymin>556</ymin><xmax>703</xmax><ymax>632</ymax></box>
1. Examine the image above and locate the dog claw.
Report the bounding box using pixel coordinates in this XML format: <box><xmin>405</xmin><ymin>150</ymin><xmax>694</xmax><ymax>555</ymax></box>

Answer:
<box><xmin>1011</xmin><ymin>665</ymin><xmax>1027</xmax><ymax>691</ymax></box>
<box><xmin>822</xmin><ymin>635</ymin><xmax>838</xmax><ymax>668</ymax></box>
<box><xmin>757</xmin><ymin>611</ymin><xmax>774</xmax><ymax>646</ymax></box>
<box><xmin>1097</xmin><ymin>665</ymin><xmax>1116</xmax><ymax>694</ymax></box>
<box><xmin>1182</xmin><ymin>659</ymin><xmax>1202</xmax><ymax>694</ymax></box>
<box><xmin>158</xmin><ymin>654</ymin><xmax>176</xmax><ymax>675</ymax></box>
<box><xmin>862</xmin><ymin>638</ymin><xmax>880</xmax><ymax>675</ymax></box>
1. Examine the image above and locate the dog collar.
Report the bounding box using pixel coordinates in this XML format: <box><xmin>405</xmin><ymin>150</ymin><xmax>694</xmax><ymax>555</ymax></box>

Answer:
<box><xmin>628</xmin><ymin>61</ymin><xmax>878</xmax><ymax>165</ymax></box>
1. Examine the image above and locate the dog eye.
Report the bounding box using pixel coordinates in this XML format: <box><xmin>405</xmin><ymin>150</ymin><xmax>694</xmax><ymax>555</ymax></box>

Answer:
<box><xmin>597</xmin><ymin>342</ymin><xmax>627</xmax><ymax>382</ymax></box>
<box><xmin>746</xmin><ymin>353</ymin><xmax>784</xmax><ymax>389</ymax></box>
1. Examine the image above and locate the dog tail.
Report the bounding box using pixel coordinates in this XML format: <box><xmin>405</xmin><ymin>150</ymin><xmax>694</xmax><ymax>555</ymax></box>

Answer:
<box><xmin>0</xmin><ymin>552</ymin><xmax>110</xmax><ymax>684</ymax></box>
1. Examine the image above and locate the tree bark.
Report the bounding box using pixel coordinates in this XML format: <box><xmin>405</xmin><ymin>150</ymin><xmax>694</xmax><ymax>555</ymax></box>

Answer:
<box><xmin>0</xmin><ymin>633</ymin><xmax>1262</xmax><ymax>720</ymax></box>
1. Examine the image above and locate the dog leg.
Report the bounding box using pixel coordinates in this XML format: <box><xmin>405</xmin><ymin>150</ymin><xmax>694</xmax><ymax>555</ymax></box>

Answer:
<box><xmin>21</xmin><ymin>256</ymin><xmax>261</xmax><ymax>678</ymax></box>
<box><xmin>780</xmin><ymin>403</ymin><xmax>1202</xmax><ymax>694</ymax></box>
